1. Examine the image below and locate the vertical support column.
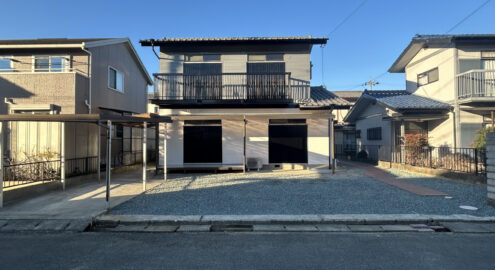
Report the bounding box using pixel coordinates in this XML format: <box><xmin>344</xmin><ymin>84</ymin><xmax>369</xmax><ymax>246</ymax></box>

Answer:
<box><xmin>97</xmin><ymin>122</ymin><xmax>101</xmax><ymax>181</ymax></box>
<box><xmin>142</xmin><ymin>121</ymin><xmax>147</xmax><ymax>191</ymax></box>
<box><xmin>0</xmin><ymin>121</ymin><xmax>4</xmax><ymax>208</ymax></box>
<box><xmin>390</xmin><ymin>121</ymin><xmax>394</xmax><ymax>168</ymax></box>
<box><xmin>105</xmin><ymin>120</ymin><xmax>112</xmax><ymax>209</ymax></box>
<box><xmin>243</xmin><ymin>116</ymin><xmax>247</xmax><ymax>173</ymax></box>
<box><xmin>60</xmin><ymin>122</ymin><xmax>66</xmax><ymax>191</ymax></box>
<box><xmin>400</xmin><ymin>120</ymin><xmax>405</xmax><ymax>164</ymax></box>
<box><xmin>330</xmin><ymin>118</ymin><xmax>335</xmax><ymax>174</ymax></box>
<box><xmin>486</xmin><ymin>132</ymin><xmax>495</xmax><ymax>207</ymax></box>
<box><xmin>159</xmin><ymin>122</ymin><xmax>167</xmax><ymax>182</ymax></box>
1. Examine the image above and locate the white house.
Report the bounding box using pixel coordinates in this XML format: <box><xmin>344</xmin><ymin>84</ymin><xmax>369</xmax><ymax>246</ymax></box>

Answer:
<box><xmin>141</xmin><ymin>36</ymin><xmax>350</xmax><ymax>171</ymax></box>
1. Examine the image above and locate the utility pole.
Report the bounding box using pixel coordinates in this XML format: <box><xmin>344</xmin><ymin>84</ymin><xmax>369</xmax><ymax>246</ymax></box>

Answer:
<box><xmin>364</xmin><ymin>78</ymin><xmax>379</xmax><ymax>91</ymax></box>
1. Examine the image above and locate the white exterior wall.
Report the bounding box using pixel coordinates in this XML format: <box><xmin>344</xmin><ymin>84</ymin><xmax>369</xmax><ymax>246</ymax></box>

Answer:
<box><xmin>307</xmin><ymin>118</ymin><xmax>329</xmax><ymax>164</ymax></box>
<box><xmin>355</xmin><ymin>104</ymin><xmax>391</xmax><ymax>147</ymax></box>
<box><xmin>157</xmin><ymin>108</ymin><xmax>331</xmax><ymax>167</ymax></box>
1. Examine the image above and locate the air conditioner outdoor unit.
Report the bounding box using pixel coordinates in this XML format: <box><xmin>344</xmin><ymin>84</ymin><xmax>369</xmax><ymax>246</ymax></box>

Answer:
<box><xmin>246</xmin><ymin>158</ymin><xmax>263</xmax><ymax>171</ymax></box>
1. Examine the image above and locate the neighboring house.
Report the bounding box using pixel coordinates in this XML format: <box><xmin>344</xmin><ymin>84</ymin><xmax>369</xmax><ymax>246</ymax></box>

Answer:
<box><xmin>344</xmin><ymin>90</ymin><xmax>452</xmax><ymax>159</ymax></box>
<box><xmin>0</xmin><ymin>38</ymin><xmax>151</xmax><ymax>169</ymax></box>
<box><xmin>330</xmin><ymin>90</ymin><xmax>362</xmax><ymax>157</ymax></box>
<box><xmin>389</xmin><ymin>34</ymin><xmax>495</xmax><ymax>148</ymax></box>
<box><xmin>141</xmin><ymin>36</ymin><xmax>350</xmax><ymax>170</ymax></box>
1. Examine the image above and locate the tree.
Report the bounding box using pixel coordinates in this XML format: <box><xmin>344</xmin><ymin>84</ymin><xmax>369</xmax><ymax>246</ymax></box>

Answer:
<box><xmin>472</xmin><ymin>127</ymin><xmax>490</xmax><ymax>149</ymax></box>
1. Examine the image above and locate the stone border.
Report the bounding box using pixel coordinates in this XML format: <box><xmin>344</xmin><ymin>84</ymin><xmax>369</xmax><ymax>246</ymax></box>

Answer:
<box><xmin>377</xmin><ymin>161</ymin><xmax>486</xmax><ymax>185</ymax></box>
<box><xmin>94</xmin><ymin>214</ymin><xmax>495</xmax><ymax>227</ymax></box>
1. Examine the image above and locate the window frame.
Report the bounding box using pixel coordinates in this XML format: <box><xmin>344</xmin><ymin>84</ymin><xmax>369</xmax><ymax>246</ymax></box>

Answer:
<box><xmin>355</xmin><ymin>129</ymin><xmax>361</xmax><ymax>139</ymax></box>
<box><xmin>184</xmin><ymin>54</ymin><xmax>221</xmax><ymax>62</ymax></box>
<box><xmin>108</xmin><ymin>66</ymin><xmax>124</xmax><ymax>92</ymax></box>
<box><xmin>0</xmin><ymin>56</ymin><xmax>13</xmax><ymax>72</ymax></box>
<box><xmin>32</xmin><ymin>55</ymin><xmax>69</xmax><ymax>72</ymax></box>
<box><xmin>417</xmin><ymin>67</ymin><xmax>439</xmax><ymax>87</ymax></box>
<box><xmin>248</xmin><ymin>53</ymin><xmax>285</xmax><ymax>62</ymax></box>
<box><xmin>366</xmin><ymin>127</ymin><xmax>382</xmax><ymax>141</ymax></box>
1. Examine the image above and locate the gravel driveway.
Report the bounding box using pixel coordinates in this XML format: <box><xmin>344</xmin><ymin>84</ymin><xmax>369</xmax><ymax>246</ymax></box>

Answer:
<box><xmin>110</xmin><ymin>165</ymin><xmax>495</xmax><ymax>216</ymax></box>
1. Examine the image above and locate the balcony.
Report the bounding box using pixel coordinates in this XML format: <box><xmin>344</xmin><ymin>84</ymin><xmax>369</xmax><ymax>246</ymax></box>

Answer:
<box><xmin>151</xmin><ymin>73</ymin><xmax>310</xmax><ymax>105</ymax></box>
<box><xmin>457</xmin><ymin>70</ymin><xmax>495</xmax><ymax>101</ymax></box>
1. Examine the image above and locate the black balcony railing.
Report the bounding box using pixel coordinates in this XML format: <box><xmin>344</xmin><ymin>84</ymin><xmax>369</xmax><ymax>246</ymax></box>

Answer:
<box><xmin>152</xmin><ymin>73</ymin><xmax>310</xmax><ymax>103</ymax></box>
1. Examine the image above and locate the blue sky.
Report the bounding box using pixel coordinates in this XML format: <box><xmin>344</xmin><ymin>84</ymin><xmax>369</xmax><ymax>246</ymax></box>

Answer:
<box><xmin>1</xmin><ymin>0</ymin><xmax>493</xmax><ymax>91</ymax></box>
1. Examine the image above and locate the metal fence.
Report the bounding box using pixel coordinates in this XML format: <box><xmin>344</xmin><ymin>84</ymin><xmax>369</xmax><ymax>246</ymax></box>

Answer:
<box><xmin>65</xmin><ymin>156</ymin><xmax>99</xmax><ymax>177</ymax></box>
<box><xmin>3</xmin><ymin>160</ymin><xmax>61</xmax><ymax>188</ymax></box>
<box><xmin>390</xmin><ymin>146</ymin><xmax>486</xmax><ymax>175</ymax></box>
<box><xmin>336</xmin><ymin>144</ymin><xmax>486</xmax><ymax>176</ymax></box>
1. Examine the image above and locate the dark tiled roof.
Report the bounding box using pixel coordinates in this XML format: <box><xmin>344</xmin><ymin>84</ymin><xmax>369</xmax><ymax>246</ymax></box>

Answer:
<box><xmin>301</xmin><ymin>86</ymin><xmax>351</xmax><ymax>109</ymax></box>
<box><xmin>378</xmin><ymin>95</ymin><xmax>452</xmax><ymax>110</ymax></box>
<box><xmin>141</xmin><ymin>36</ymin><xmax>328</xmax><ymax>46</ymax></box>
<box><xmin>330</xmin><ymin>90</ymin><xmax>363</xmax><ymax>101</ymax></box>
<box><xmin>362</xmin><ymin>90</ymin><xmax>451</xmax><ymax>110</ymax></box>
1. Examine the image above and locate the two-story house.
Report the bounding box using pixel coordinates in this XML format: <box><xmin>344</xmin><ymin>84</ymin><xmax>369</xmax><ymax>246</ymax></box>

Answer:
<box><xmin>388</xmin><ymin>34</ymin><xmax>495</xmax><ymax>148</ymax></box>
<box><xmin>141</xmin><ymin>36</ymin><xmax>350</xmax><ymax>171</ymax></box>
<box><xmin>0</xmin><ymin>38</ymin><xmax>152</xmax><ymax>171</ymax></box>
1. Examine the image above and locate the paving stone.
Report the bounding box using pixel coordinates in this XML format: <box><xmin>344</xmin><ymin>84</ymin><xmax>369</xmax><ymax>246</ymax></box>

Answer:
<box><xmin>348</xmin><ymin>225</ymin><xmax>383</xmax><ymax>232</ymax></box>
<box><xmin>143</xmin><ymin>225</ymin><xmax>178</xmax><ymax>232</ymax></box>
<box><xmin>65</xmin><ymin>220</ymin><xmax>91</xmax><ymax>232</ymax></box>
<box><xmin>380</xmin><ymin>225</ymin><xmax>416</xmax><ymax>232</ymax></box>
<box><xmin>1</xmin><ymin>220</ymin><xmax>41</xmax><ymax>231</ymax></box>
<box><xmin>316</xmin><ymin>225</ymin><xmax>350</xmax><ymax>232</ymax></box>
<box><xmin>176</xmin><ymin>225</ymin><xmax>211</xmax><ymax>232</ymax></box>
<box><xmin>283</xmin><ymin>225</ymin><xmax>319</xmax><ymax>232</ymax></box>
<box><xmin>35</xmin><ymin>220</ymin><xmax>71</xmax><ymax>231</ymax></box>
<box><xmin>442</xmin><ymin>222</ymin><xmax>494</xmax><ymax>233</ymax></box>
<box><xmin>252</xmin><ymin>225</ymin><xmax>286</xmax><ymax>232</ymax></box>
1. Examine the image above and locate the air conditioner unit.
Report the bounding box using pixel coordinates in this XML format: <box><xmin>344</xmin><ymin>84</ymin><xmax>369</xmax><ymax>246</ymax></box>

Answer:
<box><xmin>246</xmin><ymin>158</ymin><xmax>262</xmax><ymax>171</ymax></box>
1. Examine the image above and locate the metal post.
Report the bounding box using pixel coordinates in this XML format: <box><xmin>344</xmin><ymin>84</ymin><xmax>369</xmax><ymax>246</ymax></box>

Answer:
<box><xmin>243</xmin><ymin>116</ymin><xmax>247</xmax><ymax>173</ymax></box>
<box><xmin>159</xmin><ymin>122</ymin><xmax>167</xmax><ymax>182</ymax></box>
<box><xmin>389</xmin><ymin>121</ymin><xmax>393</xmax><ymax>168</ymax></box>
<box><xmin>60</xmin><ymin>122</ymin><xmax>66</xmax><ymax>191</ymax></box>
<box><xmin>330</xmin><ymin>118</ymin><xmax>335</xmax><ymax>174</ymax></box>
<box><xmin>0</xmin><ymin>121</ymin><xmax>4</xmax><ymax>208</ymax></box>
<box><xmin>142</xmin><ymin>121</ymin><xmax>147</xmax><ymax>191</ymax></box>
<box><xmin>475</xmin><ymin>148</ymin><xmax>479</xmax><ymax>176</ymax></box>
<box><xmin>400</xmin><ymin>120</ymin><xmax>405</xmax><ymax>164</ymax></box>
<box><xmin>97</xmin><ymin>122</ymin><xmax>101</xmax><ymax>181</ymax></box>
<box><xmin>105</xmin><ymin>120</ymin><xmax>112</xmax><ymax>209</ymax></box>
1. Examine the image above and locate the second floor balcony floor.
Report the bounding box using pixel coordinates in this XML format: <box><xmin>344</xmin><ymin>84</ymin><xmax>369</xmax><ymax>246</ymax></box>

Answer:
<box><xmin>151</xmin><ymin>72</ymin><xmax>311</xmax><ymax>105</ymax></box>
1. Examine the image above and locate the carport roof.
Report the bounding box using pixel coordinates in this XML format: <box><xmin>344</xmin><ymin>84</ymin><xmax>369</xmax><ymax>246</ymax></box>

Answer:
<box><xmin>0</xmin><ymin>113</ymin><xmax>172</xmax><ymax>124</ymax></box>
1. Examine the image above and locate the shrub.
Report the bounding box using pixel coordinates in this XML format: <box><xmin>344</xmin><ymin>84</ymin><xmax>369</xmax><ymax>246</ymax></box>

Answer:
<box><xmin>357</xmin><ymin>150</ymin><xmax>368</xmax><ymax>160</ymax></box>
<box><xmin>472</xmin><ymin>127</ymin><xmax>490</xmax><ymax>150</ymax></box>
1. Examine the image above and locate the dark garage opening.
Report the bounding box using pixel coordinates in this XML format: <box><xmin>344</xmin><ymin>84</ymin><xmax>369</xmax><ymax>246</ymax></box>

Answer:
<box><xmin>184</xmin><ymin>121</ymin><xmax>222</xmax><ymax>163</ymax></box>
<box><xmin>269</xmin><ymin>121</ymin><xmax>308</xmax><ymax>163</ymax></box>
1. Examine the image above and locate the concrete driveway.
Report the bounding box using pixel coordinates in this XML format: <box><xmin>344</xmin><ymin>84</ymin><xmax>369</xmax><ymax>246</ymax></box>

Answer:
<box><xmin>109</xmin><ymin>163</ymin><xmax>495</xmax><ymax>216</ymax></box>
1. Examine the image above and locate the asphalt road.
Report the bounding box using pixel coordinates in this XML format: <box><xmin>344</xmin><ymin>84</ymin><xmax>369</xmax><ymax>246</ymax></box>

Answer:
<box><xmin>1</xmin><ymin>232</ymin><xmax>494</xmax><ymax>269</ymax></box>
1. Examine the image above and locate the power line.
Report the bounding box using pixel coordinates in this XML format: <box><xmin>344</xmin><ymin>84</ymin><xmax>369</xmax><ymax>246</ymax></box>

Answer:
<box><xmin>446</xmin><ymin>0</ymin><xmax>492</xmax><ymax>33</ymax></box>
<box><xmin>326</xmin><ymin>0</ymin><xmax>369</xmax><ymax>37</ymax></box>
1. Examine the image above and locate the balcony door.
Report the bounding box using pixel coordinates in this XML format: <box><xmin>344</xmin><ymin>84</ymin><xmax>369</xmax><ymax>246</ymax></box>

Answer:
<box><xmin>183</xmin><ymin>63</ymin><xmax>222</xmax><ymax>100</ymax></box>
<box><xmin>246</xmin><ymin>62</ymin><xmax>286</xmax><ymax>100</ymax></box>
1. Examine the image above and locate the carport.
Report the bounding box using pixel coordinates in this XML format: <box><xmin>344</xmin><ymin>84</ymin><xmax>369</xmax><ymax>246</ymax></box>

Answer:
<box><xmin>0</xmin><ymin>113</ymin><xmax>172</xmax><ymax>208</ymax></box>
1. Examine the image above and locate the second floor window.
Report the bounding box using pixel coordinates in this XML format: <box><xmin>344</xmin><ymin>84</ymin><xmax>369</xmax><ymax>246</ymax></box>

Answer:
<box><xmin>367</xmin><ymin>127</ymin><xmax>382</xmax><ymax>140</ymax></box>
<box><xmin>108</xmin><ymin>67</ymin><xmax>124</xmax><ymax>92</ymax></box>
<box><xmin>417</xmin><ymin>68</ymin><xmax>439</xmax><ymax>86</ymax></box>
<box><xmin>33</xmin><ymin>56</ymin><xmax>68</xmax><ymax>72</ymax></box>
<box><xmin>0</xmin><ymin>57</ymin><xmax>12</xmax><ymax>72</ymax></box>
<box><xmin>248</xmin><ymin>53</ymin><xmax>284</xmax><ymax>61</ymax></box>
<box><xmin>185</xmin><ymin>54</ymin><xmax>221</xmax><ymax>62</ymax></box>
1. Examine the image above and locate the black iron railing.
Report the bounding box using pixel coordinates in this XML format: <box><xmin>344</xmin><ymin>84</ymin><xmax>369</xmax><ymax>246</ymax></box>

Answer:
<box><xmin>153</xmin><ymin>73</ymin><xmax>310</xmax><ymax>103</ymax></box>
<box><xmin>65</xmin><ymin>156</ymin><xmax>98</xmax><ymax>177</ymax></box>
<box><xmin>3</xmin><ymin>160</ymin><xmax>61</xmax><ymax>188</ymax></box>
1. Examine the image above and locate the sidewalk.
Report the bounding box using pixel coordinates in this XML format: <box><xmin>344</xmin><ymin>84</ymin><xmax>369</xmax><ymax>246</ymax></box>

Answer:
<box><xmin>0</xmin><ymin>167</ymin><xmax>164</xmax><ymax>232</ymax></box>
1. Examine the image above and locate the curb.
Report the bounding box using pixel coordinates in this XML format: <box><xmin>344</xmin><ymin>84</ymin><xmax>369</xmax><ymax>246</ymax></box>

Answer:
<box><xmin>94</xmin><ymin>214</ymin><xmax>495</xmax><ymax>227</ymax></box>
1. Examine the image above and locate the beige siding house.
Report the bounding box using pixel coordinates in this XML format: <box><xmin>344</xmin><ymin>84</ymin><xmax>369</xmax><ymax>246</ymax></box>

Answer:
<box><xmin>142</xmin><ymin>36</ymin><xmax>350</xmax><ymax>170</ymax></box>
<box><xmin>0</xmin><ymin>38</ymin><xmax>151</xmax><ymax>170</ymax></box>
<box><xmin>389</xmin><ymin>34</ymin><xmax>495</xmax><ymax>148</ymax></box>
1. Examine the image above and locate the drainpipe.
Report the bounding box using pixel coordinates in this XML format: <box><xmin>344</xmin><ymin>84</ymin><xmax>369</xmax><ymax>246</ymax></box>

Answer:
<box><xmin>81</xmin><ymin>43</ymin><xmax>92</xmax><ymax>114</ymax></box>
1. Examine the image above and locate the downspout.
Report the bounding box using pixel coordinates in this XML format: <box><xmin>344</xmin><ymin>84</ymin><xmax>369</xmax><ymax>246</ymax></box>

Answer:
<box><xmin>81</xmin><ymin>43</ymin><xmax>92</xmax><ymax>114</ymax></box>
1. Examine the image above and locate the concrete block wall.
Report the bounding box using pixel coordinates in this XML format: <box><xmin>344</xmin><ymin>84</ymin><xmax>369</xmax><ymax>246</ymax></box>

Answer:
<box><xmin>486</xmin><ymin>132</ymin><xmax>495</xmax><ymax>206</ymax></box>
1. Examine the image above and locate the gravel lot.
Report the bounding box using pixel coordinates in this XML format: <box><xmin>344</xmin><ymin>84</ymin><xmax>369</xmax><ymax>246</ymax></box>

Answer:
<box><xmin>110</xmin><ymin>165</ymin><xmax>495</xmax><ymax>216</ymax></box>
